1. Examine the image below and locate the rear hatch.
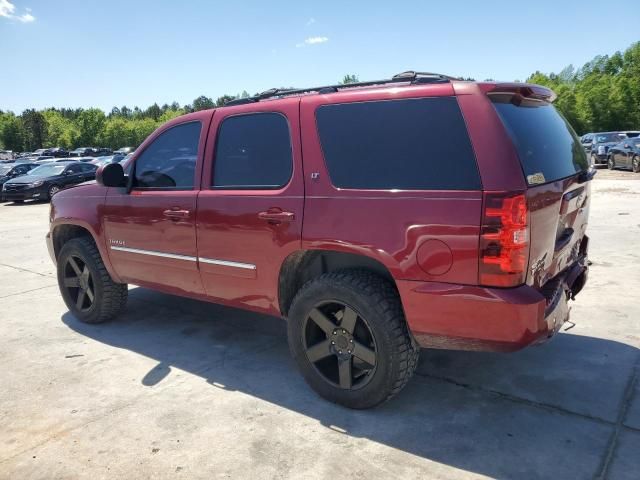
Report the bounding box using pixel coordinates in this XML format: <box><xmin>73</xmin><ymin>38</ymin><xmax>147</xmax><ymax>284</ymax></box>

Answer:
<box><xmin>490</xmin><ymin>91</ymin><xmax>591</xmax><ymax>289</ymax></box>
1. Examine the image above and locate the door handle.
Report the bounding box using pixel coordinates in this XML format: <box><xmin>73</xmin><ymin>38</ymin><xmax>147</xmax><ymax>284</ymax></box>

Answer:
<box><xmin>258</xmin><ymin>210</ymin><xmax>295</xmax><ymax>223</ymax></box>
<box><xmin>163</xmin><ymin>208</ymin><xmax>191</xmax><ymax>220</ymax></box>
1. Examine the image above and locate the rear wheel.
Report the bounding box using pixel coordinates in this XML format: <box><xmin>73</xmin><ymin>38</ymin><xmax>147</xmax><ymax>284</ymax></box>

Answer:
<box><xmin>287</xmin><ymin>270</ymin><xmax>419</xmax><ymax>409</ymax></box>
<box><xmin>632</xmin><ymin>155</ymin><xmax>640</xmax><ymax>173</ymax></box>
<box><xmin>57</xmin><ymin>237</ymin><xmax>128</xmax><ymax>324</ymax></box>
<box><xmin>608</xmin><ymin>156</ymin><xmax>615</xmax><ymax>170</ymax></box>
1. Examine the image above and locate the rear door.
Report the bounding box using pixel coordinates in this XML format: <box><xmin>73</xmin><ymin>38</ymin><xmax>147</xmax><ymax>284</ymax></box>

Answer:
<box><xmin>490</xmin><ymin>94</ymin><xmax>591</xmax><ymax>288</ymax></box>
<box><xmin>196</xmin><ymin>99</ymin><xmax>304</xmax><ymax>315</ymax></box>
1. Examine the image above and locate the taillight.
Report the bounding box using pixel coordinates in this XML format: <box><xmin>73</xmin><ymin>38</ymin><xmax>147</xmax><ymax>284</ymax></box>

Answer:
<box><xmin>479</xmin><ymin>192</ymin><xmax>529</xmax><ymax>287</ymax></box>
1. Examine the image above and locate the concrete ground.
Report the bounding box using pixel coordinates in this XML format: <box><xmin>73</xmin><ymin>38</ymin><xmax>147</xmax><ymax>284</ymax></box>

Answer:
<box><xmin>0</xmin><ymin>168</ymin><xmax>639</xmax><ymax>480</ymax></box>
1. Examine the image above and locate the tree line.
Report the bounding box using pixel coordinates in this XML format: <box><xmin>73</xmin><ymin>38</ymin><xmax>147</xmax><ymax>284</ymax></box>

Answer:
<box><xmin>1</xmin><ymin>42</ymin><xmax>639</xmax><ymax>152</ymax></box>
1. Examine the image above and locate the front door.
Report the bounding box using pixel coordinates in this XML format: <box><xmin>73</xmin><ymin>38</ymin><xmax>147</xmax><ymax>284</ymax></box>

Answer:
<box><xmin>103</xmin><ymin>114</ymin><xmax>212</xmax><ymax>295</ymax></box>
<box><xmin>196</xmin><ymin>100</ymin><xmax>304</xmax><ymax>315</ymax></box>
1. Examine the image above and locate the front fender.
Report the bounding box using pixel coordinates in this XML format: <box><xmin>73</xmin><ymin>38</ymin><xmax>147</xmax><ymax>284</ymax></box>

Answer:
<box><xmin>49</xmin><ymin>184</ymin><xmax>123</xmax><ymax>283</ymax></box>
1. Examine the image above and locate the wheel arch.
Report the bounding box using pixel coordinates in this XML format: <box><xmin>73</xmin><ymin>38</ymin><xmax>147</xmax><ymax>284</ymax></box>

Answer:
<box><xmin>51</xmin><ymin>221</ymin><xmax>122</xmax><ymax>283</ymax></box>
<box><xmin>278</xmin><ymin>249</ymin><xmax>398</xmax><ymax>317</ymax></box>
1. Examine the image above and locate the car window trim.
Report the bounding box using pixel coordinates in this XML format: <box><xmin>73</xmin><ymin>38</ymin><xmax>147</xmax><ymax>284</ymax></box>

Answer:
<box><xmin>314</xmin><ymin>96</ymin><xmax>482</xmax><ymax>191</ymax></box>
<box><xmin>210</xmin><ymin>111</ymin><xmax>294</xmax><ymax>191</ymax></box>
<box><xmin>131</xmin><ymin>120</ymin><xmax>202</xmax><ymax>192</ymax></box>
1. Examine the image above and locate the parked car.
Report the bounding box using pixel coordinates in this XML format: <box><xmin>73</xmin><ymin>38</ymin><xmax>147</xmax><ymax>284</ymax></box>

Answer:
<box><xmin>580</xmin><ymin>133</ymin><xmax>594</xmax><ymax>152</ymax></box>
<box><xmin>3</xmin><ymin>161</ymin><xmax>97</xmax><ymax>203</ymax></box>
<box><xmin>57</xmin><ymin>156</ymin><xmax>95</xmax><ymax>163</ymax></box>
<box><xmin>620</xmin><ymin>131</ymin><xmax>640</xmax><ymax>138</ymax></box>
<box><xmin>607</xmin><ymin>138</ymin><xmax>640</xmax><ymax>172</ymax></box>
<box><xmin>47</xmin><ymin>147</ymin><xmax>70</xmax><ymax>158</ymax></box>
<box><xmin>91</xmin><ymin>154</ymin><xmax>127</xmax><ymax>166</ymax></box>
<box><xmin>589</xmin><ymin>132</ymin><xmax>626</xmax><ymax>165</ymax></box>
<box><xmin>0</xmin><ymin>162</ymin><xmax>38</xmax><ymax>195</ymax></box>
<box><xmin>15</xmin><ymin>155</ymin><xmax>55</xmax><ymax>163</ymax></box>
<box><xmin>114</xmin><ymin>147</ymin><xmax>134</xmax><ymax>155</ymax></box>
<box><xmin>0</xmin><ymin>150</ymin><xmax>15</xmax><ymax>161</ymax></box>
<box><xmin>69</xmin><ymin>147</ymin><xmax>97</xmax><ymax>157</ymax></box>
<box><xmin>46</xmin><ymin>73</ymin><xmax>591</xmax><ymax>408</ymax></box>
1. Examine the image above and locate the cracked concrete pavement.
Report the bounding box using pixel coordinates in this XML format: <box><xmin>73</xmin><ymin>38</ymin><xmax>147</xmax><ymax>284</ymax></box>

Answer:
<box><xmin>0</xmin><ymin>169</ymin><xmax>639</xmax><ymax>479</ymax></box>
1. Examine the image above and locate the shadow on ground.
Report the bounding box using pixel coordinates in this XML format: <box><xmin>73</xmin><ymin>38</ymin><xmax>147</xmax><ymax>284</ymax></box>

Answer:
<box><xmin>62</xmin><ymin>287</ymin><xmax>639</xmax><ymax>479</ymax></box>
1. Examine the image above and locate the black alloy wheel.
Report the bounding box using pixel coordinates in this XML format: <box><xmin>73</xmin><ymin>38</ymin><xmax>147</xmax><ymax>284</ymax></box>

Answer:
<box><xmin>608</xmin><ymin>156</ymin><xmax>615</xmax><ymax>170</ymax></box>
<box><xmin>302</xmin><ymin>301</ymin><xmax>377</xmax><ymax>390</ymax></box>
<box><xmin>632</xmin><ymin>155</ymin><xmax>640</xmax><ymax>173</ymax></box>
<box><xmin>62</xmin><ymin>254</ymin><xmax>95</xmax><ymax>312</ymax></box>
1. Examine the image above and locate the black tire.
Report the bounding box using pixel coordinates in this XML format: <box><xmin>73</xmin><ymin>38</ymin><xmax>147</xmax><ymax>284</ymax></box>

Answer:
<box><xmin>632</xmin><ymin>155</ymin><xmax>640</xmax><ymax>173</ymax></box>
<box><xmin>57</xmin><ymin>237</ymin><xmax>128</xmax><ymax>324</ymax></box>
<box><xmin>591</xmin><ymin>153</ymin><xmax>597</xmax><ymax>167</ymax></box>
<box><xmin>607</xmin><ymin>156</ymin><xmax>615</xmax><ymax>170</ymax></box>
<box><xmin>287</xmin><ymin>270</ymin><xmax>419</xmax><ymax>409</ymax></box>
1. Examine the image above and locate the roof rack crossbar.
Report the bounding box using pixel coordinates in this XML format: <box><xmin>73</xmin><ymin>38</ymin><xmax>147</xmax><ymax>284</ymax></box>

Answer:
<box><xmin>223</xmin><ymin>71</ymin><xmax>458</xmax><ymax>106</ymax></box>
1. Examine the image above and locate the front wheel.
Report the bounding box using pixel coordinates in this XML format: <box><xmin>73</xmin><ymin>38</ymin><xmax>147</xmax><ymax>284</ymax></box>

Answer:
<box><xmin>57</xmin><ymin>237</ymin><xmax>128</xmax><ymax>324</ymax></box>
<box><xmin>591</xmin><ymin>153</ymin><xmax>598</xmax><ymax>167</ymax></box>
<box><xmin>608</xmin><ymin>156</ymin><xmax>615</xmax><ymax>170</ymax></box>
<box><xmin>48</xmin><ymin>184</ymin><xmax>60</xmax><ymax>200</ymax></box>
<box><xmin>633</xmin><ymin>155</ymin><xmax>640</xmax><ymax>173</ymax></box>
<box><xmin>287</xmin><ymin>270</ymin><xmax>419</xmax><ymax>409</ymax></box>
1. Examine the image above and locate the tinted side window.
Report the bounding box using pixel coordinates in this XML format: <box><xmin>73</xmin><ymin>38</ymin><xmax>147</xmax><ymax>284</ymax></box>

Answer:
<box><xmin>134</xmin><ymin>121</ymin><xmax>201</xmax><ymax>189</ymax></box>
<box><xmin>66</xmin><ymin>164</ymin><xmax>82</xmax><ymax>174</ymax></box>
<box><xmin>316</xmin><ymin>97</ymin><xmax>480</xmax><ymax>190</ymax></box>
<box><xmin>212</xmin><ymin>113</ymin><xmax>292</xmax><ymax>189</ymax></box>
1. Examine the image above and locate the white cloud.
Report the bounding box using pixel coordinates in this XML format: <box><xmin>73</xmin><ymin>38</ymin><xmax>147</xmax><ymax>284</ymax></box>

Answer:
<box><xmin>0</xmin><ymin>1</ymin><xmax>35</xmax><ymax>22</ymax></box>
<box><xmin>305</xmin><ymin>17</ymin><xmax>316</xmax><ymax>26</ymax></box>
<box><xmin>0</xmin><ymin>0</ymin><xmax>16</xmax><ymax>17</ymax></box>
<box><xmin>296</xmin><ymin>36</ymin><xmax>329</xmax><ymax>47</ymax></box>
<box><xmin>306</xmin><ymin>36</ymin><xmax>328</xmax><ymax>44</ymax></box>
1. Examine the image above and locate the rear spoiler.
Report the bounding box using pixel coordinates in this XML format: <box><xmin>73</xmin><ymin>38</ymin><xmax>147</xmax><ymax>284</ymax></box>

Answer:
<box><xmin>478</xmin><ymin>83</ymin><xmax>557</xmax><ymax>103</ymax></box>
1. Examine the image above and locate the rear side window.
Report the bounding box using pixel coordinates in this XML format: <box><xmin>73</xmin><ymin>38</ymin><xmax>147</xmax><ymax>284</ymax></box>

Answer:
<box><xmin>134</xmin><ymin>121</ymin><xmax>201</xmax><ymax>189</ymax></box>
<box><xmin>491</xmin><ymin>97</ymin><xmax>588</xmax><ymax>184</ymax></box>
<box><xmin>315</xmin><ymin>97</ymin><xmax>480</xmax><ymax>190</ymax></box>
<box><xmin>212</xmin><ymin>113</ymin><xmax>292</xmax><ymax>189</ymax></box>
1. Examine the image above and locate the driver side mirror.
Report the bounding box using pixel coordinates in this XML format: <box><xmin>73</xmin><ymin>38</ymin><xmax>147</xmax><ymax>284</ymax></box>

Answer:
<box><xmin>624</xmin><ymin>144</ymin><xmax>630</xmax><ymax>149</ymax></box>
<box><xmin>96</xmin><ymin>162</ymin><xmax>126</xmax><ymax>187</ymax></box>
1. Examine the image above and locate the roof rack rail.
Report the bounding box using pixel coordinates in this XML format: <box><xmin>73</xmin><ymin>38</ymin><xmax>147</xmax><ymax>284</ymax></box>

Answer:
<box><xmin>223</xmin><ymin>71</ymin><xmax>458</xmax><ymax>106</ymax></box>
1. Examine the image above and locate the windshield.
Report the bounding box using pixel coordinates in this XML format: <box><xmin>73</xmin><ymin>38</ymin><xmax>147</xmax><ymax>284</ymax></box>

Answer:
<box><xmin>28</xmin><ymin>164</ymin><xmax>65</xmax><ymax>176</ymax></box>
<box><xmin>595</xmin><ymin>133</ymin><xmax>623</xmax><ymax>143</ymax></box>
<box><xmin>0</xmin><ymin>166</ymin><xmax>13</xmax><ymax>175</ymax></box>
<box><xmin>491</xmin><ymin>96</ymin><xmax>588</xmax><ymax>184</ymax></box>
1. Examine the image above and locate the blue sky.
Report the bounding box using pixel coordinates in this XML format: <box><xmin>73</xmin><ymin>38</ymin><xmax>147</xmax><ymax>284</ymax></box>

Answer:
<box><xmin>1</xmin><ymin>0</ymin><xmax>638</xmax><ymax>113</ymax></box>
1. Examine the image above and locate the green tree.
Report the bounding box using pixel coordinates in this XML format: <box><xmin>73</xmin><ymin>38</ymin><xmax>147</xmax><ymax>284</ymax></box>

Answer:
<box><xmin>20</xmin><ymin>109</ymin><xmax>47</xmax><ymax>150</ymax></box>
<box><xmin>0</xmin><ymin>112</ymin><xmax>24</xmax><ymax>151</ymax></box>
<box><xmin>192</xmin><ymin>95</ymin><xmax>215</xmax><ymax>111</ymax></box>
<box><xmin>75</xmin><ymin>108</ymin><xmax>106</xmax><ymax>146</ymax></box>
<box><xmin>340</xmin><ymin>74</ymin><xmax>359</xmax><ymax>84</ymax></box>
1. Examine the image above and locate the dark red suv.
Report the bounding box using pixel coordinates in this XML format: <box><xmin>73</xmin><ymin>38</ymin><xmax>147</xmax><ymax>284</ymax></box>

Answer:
<box><xmin>47</xmin><ymin>72</ymin><xmax>592</xmax><ymax>408</ymax></box>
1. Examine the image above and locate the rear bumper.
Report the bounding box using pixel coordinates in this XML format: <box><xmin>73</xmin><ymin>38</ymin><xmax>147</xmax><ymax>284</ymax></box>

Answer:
<box><xmin>593</xmin><ymin>153</ymin><xmax>608</xmax><ymax>163</ymax></box>
<box><xmin>399</xmin><ymin>256</ymin><xmax>588</xmax><ymax>352</ymax></box>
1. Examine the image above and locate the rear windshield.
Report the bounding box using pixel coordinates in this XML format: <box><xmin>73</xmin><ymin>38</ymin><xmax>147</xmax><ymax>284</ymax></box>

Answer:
<box><xmin>491</xmin><ymin>96</ymin><xmax>588</xmax><ymax>185</ymax></box>
<box><xmin>595</xmin><ymin>133</ymin><xmax>623</xmax><ymax>143</ymax></box>
<box><xmin>316</xmin><ymin>97</ymin><xmax>480</xmax><ymax>190</ymax></box>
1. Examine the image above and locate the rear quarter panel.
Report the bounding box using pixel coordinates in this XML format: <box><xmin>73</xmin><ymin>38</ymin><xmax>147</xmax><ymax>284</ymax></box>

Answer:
<box><xmin>299</xmin><ymin>85</ymin><xmax>482</xmax><ymax>284</ymax></box>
